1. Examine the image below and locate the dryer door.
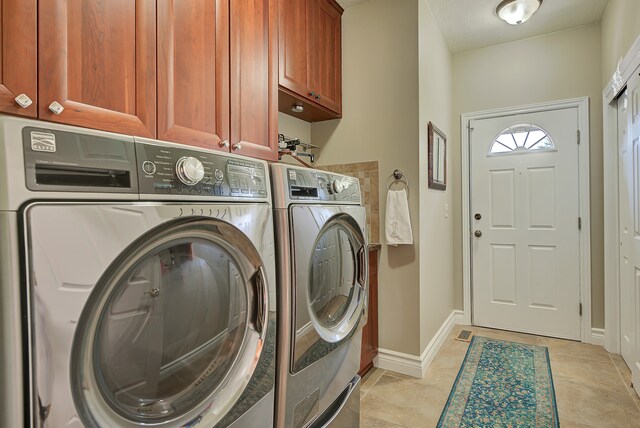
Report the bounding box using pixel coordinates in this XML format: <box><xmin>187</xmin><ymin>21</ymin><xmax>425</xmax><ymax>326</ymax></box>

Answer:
<box><xmin>290</xmin><ymin>205</ymin><xmax>368</xmax><ymax>373</ymax></box>
<box><xmin>68</xmin><ymin>216</ymin><xmax>268</xmax><ymax>427</ymax></box>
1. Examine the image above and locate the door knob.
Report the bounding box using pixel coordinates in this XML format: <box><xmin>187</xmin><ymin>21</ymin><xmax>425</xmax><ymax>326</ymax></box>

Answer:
<box><xmin>474</xmin><ymin>230</ymin><xmax>482</xmax><ymax>238</ymax></box>
<box><xmin>475</xmin><ymin>213</ymin><xmax>482</xmax><ymax>220</ymax></box>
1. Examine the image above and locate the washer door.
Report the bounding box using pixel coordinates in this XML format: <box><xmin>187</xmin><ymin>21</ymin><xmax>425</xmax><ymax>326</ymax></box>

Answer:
<box><xmin>71</xmin><ymin>217</ymin><xmax>268</xmax><ymax>427</ymax></box>
<box><xmin>290</xmin><ymin>205</ymin><xmax>367</xmax><ymax>373</ymax></box>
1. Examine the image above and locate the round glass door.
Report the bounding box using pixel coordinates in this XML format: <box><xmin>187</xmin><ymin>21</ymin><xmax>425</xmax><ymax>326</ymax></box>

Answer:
<box><xmin>308</xmin><ymin>213</ymin><xmax>367</xmax><ymax>343</ymax></box>
<box><xmin>71</xmin><ymin>217</ymin><xmax>267</xmax><ymax>427</ymax></box>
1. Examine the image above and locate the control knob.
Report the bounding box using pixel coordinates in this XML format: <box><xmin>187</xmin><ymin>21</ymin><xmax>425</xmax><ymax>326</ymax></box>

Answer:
<box><xmin>176</xmin><ymin>156</ymin><xmax>205</xmax><ymax>185</ymax></box>
<box><xmin>329</xmin><ymin>179</ymin><xmax>349</xmax><ymax>194</ymax></box>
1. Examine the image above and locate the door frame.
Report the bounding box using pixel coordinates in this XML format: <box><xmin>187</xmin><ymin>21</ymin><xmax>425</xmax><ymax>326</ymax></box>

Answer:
<box><xmin>461</xmin><ymin>97</ymin><xmax>592</xmax><ymax>343</ymax></box>
<box><xmin>602</xmin><ymin>35</ymin><xmax>640</xmax><ymax>353</ymax></box>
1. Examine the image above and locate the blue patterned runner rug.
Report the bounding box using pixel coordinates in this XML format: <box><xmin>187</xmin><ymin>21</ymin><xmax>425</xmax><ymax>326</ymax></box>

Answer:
<box><xmin>437</xmin><ymin>336</ymin><xmax>559</xmax><ymax>427</ymax></box>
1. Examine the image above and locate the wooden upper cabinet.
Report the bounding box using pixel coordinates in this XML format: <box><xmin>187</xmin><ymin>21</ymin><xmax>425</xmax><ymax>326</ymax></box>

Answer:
<box><xmin>38</xmin><ymin>0</ymin><xmax>156</xmax><ymax>137</ymax></box>
<box><xmin>230</xmin><ymin>0</ymin><xmax>278</xmax><ymax>161</ymax></box>
<box><xmin>277</xmin><ymin>0</ymin><xmax>342</xmax><ymax>122</ymax></box>
<box><xmin>278</xmin><ymin>0</ymin><xmax>308</xmax><ymax>99</ymax></box>
<box><xmin>157</xmin><ymin>0</ymin><xmax>230</xmax><ymax>150</ymax></box>
<box><xmin>0</xmin><ymin>0</ymin><xmax>37</xmax><ymax>117</ymax></box>
<box><xmin>307</xmin><ymin>0</ymin><xmax>342</xmax><ymax>114</ymax></box>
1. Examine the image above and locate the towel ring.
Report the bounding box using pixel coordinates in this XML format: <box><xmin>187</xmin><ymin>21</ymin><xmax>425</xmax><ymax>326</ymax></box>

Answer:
<box><xmin>386</xmin><ymin>169</ymin><xmax>410</xmax><ymax>195</ymax></box>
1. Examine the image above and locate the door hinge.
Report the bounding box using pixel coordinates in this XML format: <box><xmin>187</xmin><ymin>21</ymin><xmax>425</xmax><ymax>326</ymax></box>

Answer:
<box><xmin>578</xmin><ymin>216</ymin><xmax>582</xmax><ymax>230</ymax></box>
<box><xmin>577</xmin><ymin>130</ymin><xmax>581</xmax><ymax>144</ymax></box>
<box><xmin>579</xmin><ymin>303</ymin><xmax>583</xmax><ymax>316</ymax></box>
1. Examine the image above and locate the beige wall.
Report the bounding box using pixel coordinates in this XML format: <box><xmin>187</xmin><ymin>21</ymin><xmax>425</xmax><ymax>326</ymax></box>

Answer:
<box><xmin>278</xmin><ymin>112</ymin><xmax>311</xmax><ymax>143</ymax></box>
<box><xmin>602</xmin><ymin>0</ymin><xmax>640</xmax><ymax>86</ymax></box>
<box><xmin>452</xmin><ymin>23</ymin><xmax>605</xmax><ymax>327</ymax></box>
<box><xmin>417</xmin><ymin>0</ymin><xmax>455</xmax><ymax>351</ymax></box>
<box><xmin>312</xmin><ymin>0</ymin><xmax>454</xmax><ymax>356</ymax></box>
<box><xmin>277</xmin><ymin>112</ymin><xmax>313</xmax><ymax>166</ymax></box>
<box><xmin>312</xmin><ymin>0</ymin><xmax>422</xmax><ymax>355</ymax></box>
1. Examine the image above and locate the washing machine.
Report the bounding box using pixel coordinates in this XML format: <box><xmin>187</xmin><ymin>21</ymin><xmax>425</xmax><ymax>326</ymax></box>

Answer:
<box><xmin>271</xmin><ymin>164</ymin><xmax>368</xmax><ymax>428</ymax></box>
<box><xmin>0</xmin><ymin>116</ymin><xmax>277</xmax><ymax>428</ymax></box>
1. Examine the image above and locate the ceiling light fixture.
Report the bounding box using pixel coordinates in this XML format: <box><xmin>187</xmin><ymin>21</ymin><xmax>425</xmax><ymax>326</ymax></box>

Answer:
<box><xmin>496</xmin><ymin>0</ymin><xmax>542</xmax><ymax>25</ymax></box>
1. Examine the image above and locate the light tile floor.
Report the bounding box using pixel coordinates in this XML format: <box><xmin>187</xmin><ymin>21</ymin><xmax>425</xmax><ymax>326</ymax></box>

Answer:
<box><xmin>359</xmin><ymin>325</ymin><xmax>640</xmax><ymax>427</ymax></box>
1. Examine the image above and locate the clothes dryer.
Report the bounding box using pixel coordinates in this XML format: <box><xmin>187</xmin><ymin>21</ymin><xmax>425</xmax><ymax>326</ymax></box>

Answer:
<box><xmin>271</xmin><ymin>164</ymin><xmax>367</xmax><ymax>428</ymax></box>
<box><xmin>0</xmin><ymin>116</ymin><xmax>277</xmax><ymax>428</ymax></box>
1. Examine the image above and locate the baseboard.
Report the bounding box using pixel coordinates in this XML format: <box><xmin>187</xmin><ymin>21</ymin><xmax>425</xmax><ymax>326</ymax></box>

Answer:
<box><xmin>374</xmin><ymin>309</ymin><xmax>463</xmax><ymax>378</ymax></box>
<box><xmin>590</xmin><ymin>328</ymin><xmax>605</xmax><ymax>347</ymax></box>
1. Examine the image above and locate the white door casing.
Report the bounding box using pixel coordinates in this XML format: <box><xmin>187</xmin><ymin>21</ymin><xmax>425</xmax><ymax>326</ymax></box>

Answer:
<box><xmin>618</xmin><ymin>71</ymin><xmax>640</xmax><ymax>388</ymax></box>
<box><xmin>618</xmin><ymin>89</ymin><xmax>634</xmax><ymax>367</ymax></box>
<box><xmin>470</xmin><ymin>107</ymin><xmax>582</xmax><ymax>340</ymax></box>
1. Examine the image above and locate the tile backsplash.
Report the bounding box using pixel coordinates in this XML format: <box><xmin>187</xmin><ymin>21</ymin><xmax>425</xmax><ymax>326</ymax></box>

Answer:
<box><xmin>319</xmin><ymin>161</ymin><xmax>380</xmax><ymax>244</ymax></box>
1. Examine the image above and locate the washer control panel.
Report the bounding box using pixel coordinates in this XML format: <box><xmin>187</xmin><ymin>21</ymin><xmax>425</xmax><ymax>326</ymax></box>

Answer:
<box><xmin>286</xmin><ymin>167</ymin><xmax>360</xmax><ymax>203</ymax></box>
<box><xmin>136</xmin><ymin>143</ymin><xmax>267</xmax><ymax>198</ymax></box>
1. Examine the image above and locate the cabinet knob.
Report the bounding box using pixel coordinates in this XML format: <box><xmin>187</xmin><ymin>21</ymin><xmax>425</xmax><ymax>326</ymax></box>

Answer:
<box><xmin>315</xmin><ymin>94</ymin><xmax>321</xmax><ymax>100</ymax></box>
<box><xmin>219</xmin><ymin>139</ymin><xmax>230</xmax><ymax>148</ymax></box>
<box><xmin>309</xmin><ymin>91</ymin><xmax>316</xmax><ymax>98</ymax></box>
<box><xmin>232</xmin><ymin>143</ymin><xmax>242</xmax><ymax>151</ymax></box>
<box><xmin>15</xmin><ymin>94</ymin><xmax>33</xmax><ymax>108</ymax></box>
<box><xmin>49</xmin><ymin>101</ymin><xmax>64</xmax><ymax>115</ymax></box>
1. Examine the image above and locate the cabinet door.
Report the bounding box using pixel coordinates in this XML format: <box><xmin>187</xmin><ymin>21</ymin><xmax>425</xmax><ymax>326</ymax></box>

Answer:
<box><xmin>307</xmin><ymin>0</ymin><xmax>342</xmax><ymax>114</ymax></box>
<box><xmin>278</xmin><ymin>0</ymin><xmax>309</xmax><ymax>99</ymax></box>
<box><xmin>230</xmin><ymin>0</ymin><xmax>278</xmax><ymax>161</ymax></box>
<box><xmin>0</xmin><ymin>0</ymin><xmax>37</xmax><ymax>117</ymax></box>
<box><xmin>157</xmin><ymin>0</ymin><xmax>229</xmax><ymax>150</ymax></box>
<box><xmin>39</xmin><ymin>1</ymin><xmax>156</xmax><ymax>137</ymax></box>
<box><xmin>359</xmin><ymin>249</ymin><xmax>378</xmax><ymax>376</ymax></box>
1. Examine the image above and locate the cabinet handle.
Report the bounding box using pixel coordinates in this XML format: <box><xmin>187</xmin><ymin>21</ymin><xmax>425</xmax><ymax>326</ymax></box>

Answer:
<box><xmin>219</xmin><ymin>140</ymin><xmax>230</xmax><ymax>148</ymax></box>
<box><xmin>48</xmin><ymin>101</ymin><xmax>64</xmax><ymax>115</ymax></box>
<box><xmin>15</xmin><ymin>94</ymin><xmax>33</xmax><ymax>108</ymax></box>
<box><xmin>232</xmin><ymin>143</ymin><xmax>242</xmax><ymax>151</ymax></box>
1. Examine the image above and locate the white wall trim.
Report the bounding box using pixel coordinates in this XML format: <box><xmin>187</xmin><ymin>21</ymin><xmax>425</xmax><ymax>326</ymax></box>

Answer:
<box><xmin>374</xmin><ymin>310</ymin><xmax>463</xmax><ymax>378</ymax></box>
<box><xmin>603</xmin><ymin>36</ymin><xmax>640</xmax><ymax>354</ymax></box>
<box><xmin>461</xmin><ymin>97</ymin><xmax>592</xmax><ymax>344</ymax></box>
<box><xmin>590</xmin><ymin>328</ymin><xmax>606</xmax><ymax>347</ymax></box>
<box><xmin>604</xmin><ymin>35</ymin><xmax>640</xmax><ymax>104</ymax></box>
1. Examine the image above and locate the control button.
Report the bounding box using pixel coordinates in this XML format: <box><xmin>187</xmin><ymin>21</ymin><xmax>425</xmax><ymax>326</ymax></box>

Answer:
<box><xmin>214</xmin><ymin>169</ymin><xmax>224</xmax><ymax>181</ymax></box>
<box><xmin>329</xmin><ymin>179</ymin><xmax>347</xmax><ymax>194</ymax></box>
<box><xmin>142</xmin><ymin>161</ymin><xmax>157</xmax><ymax>175</ymax></box>
<box><xmin>175</xmin><ymin>156</ymin><xmax>205</xmax><ymax>185</ymax></box>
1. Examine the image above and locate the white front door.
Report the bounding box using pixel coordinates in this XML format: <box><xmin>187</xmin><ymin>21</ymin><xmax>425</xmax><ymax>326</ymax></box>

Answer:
<box><xmin>470</xmin><ymin>107</ymin><xmax>582</xmax><ymax>340</ymax></box>
<box><xmin>618</xmin><ymin>70</ymin><xmax>640</xmax><ymax>390</ymax></box>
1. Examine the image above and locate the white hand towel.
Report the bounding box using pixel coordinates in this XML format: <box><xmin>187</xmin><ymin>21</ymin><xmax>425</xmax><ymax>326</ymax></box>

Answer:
<box><xmin>385</xmin><ymin>189</ymin><xmax>413</xmax><ymax>245</ymax></box>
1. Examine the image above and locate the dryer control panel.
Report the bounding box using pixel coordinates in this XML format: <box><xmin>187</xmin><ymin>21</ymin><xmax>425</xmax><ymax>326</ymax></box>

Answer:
<box><xmin>286</xmin><ymin>167</ymin><xmax>361</xmax><ymax>203</ymax></box>
<box><xmin>135</xmin><ymin>143</ymin><xmax>267</xmax><ymax>198</ymax></box>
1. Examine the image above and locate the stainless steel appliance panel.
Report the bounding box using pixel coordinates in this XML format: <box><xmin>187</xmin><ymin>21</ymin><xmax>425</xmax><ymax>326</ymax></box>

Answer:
<box><xmin>308</xmin><ymin>376</ymin><xmax>361</xmax><ymax>428</ymax></box>
<box><xmin>290</xmin><ymin>205</ymin><xmax>368</xmax><ymax>373</ymax></box>
<box><xmin>25</xmin><ymin>203</ymin><xmax>276</xmax><ymax>428</ymax></box>
<box><xmin>0</xmin><ymin>212</ymin><xmax>24</xmax><ymax>428</ymax></box>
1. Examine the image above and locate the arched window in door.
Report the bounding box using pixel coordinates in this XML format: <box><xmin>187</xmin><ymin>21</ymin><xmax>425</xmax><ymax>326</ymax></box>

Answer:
<box><xmin>490</xmin><ymin>124</ymin><xmax>554</xmax><ymax>154</ymax></box>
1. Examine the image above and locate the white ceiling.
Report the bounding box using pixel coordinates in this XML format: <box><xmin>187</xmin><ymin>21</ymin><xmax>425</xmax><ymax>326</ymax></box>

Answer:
<box><xmin>426</xmin><ymin>0</ymin><xmax>609</xmax><ymax>53</ymax></box>
<box><xmin>336</xmin><ymin>0</ymin><xmax>371</xmax><ymax>9</ymax></box>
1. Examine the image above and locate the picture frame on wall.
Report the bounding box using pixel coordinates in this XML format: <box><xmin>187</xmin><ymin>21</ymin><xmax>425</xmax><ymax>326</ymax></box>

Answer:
<box><xmin>428</xmin><ymin>121</ymin><xmax>446</xmax><ymax>190</ymax></box>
